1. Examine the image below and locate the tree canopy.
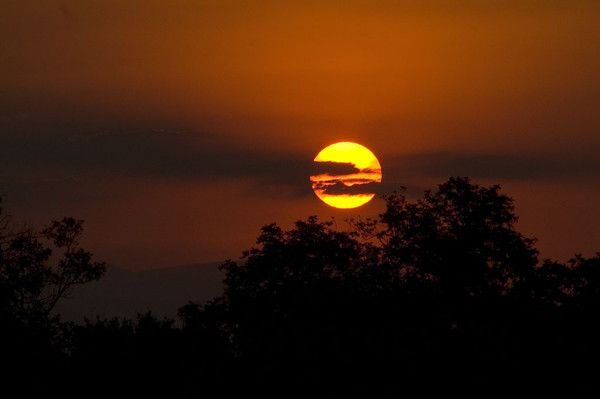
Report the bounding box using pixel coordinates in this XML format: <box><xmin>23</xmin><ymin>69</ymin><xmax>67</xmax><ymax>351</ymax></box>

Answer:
<box><xmin>2</xmin><ymin>177</ymin><xmax>600</xmax><ymax>396</ymax></box>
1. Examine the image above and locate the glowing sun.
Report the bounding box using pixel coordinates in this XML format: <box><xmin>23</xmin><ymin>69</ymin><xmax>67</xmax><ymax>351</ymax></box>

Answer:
<box><xmin>310</xmin><ymin>142</ymin><xmax>382</xmax><ymax>209</ymax></box>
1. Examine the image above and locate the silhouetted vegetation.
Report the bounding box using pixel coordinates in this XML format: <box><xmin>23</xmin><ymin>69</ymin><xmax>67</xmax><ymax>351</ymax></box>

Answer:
<box><xmin>2</xmin><ymin>177</ymin><xmax>600</xmax><ymax>397</ymax></box>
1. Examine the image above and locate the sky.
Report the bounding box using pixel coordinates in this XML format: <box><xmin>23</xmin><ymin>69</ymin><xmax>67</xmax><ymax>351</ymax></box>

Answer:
<box><xmin>1</xmin><ymin>0</ymin><xmax>599</xmax><ymax>270</ymax></box>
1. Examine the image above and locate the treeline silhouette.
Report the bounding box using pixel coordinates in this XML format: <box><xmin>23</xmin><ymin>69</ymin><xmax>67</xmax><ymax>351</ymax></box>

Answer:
<box><xmin>2</xmin><ymin>177</ymin><xmax>600</xmax><ymax>397</ymax></box>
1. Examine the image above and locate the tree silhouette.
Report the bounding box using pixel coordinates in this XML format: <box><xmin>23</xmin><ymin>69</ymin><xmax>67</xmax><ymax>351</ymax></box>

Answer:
<box><xmin>210</xmin><ymin>177</ymin><xmax>599</xmax><ymax>394</ymax></box>
<box><xmin>0</xmin><ymin>210</ymin><xmax>106</xmax><ymax>326</ymax></box>
<box><xmin>0</xmin><ymin>197</ymin><xmax>105</xmax><ymax>396</ymax></box>
<box><xmin>2</xmin><ymin>178</ymin><xmax>600</xmax><ymax>396</ymax></box>
<box><xmin>353</xmin><ymin>177</ymin><xmax>538</xmax><ymax>297</ymax></box>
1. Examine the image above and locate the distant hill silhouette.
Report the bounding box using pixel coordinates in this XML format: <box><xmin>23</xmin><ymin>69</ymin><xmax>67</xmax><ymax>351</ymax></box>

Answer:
<box><xmin>54</xmin><ymin>262</ymin><xmax>223</xmax><ymax>321</ymax></box>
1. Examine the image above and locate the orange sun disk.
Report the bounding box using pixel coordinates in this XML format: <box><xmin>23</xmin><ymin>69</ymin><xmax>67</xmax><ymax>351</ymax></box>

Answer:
<box><xmin>310</xmin><ymin>142</ymin><xmax>382</xmax><ymax>209</ymax></box>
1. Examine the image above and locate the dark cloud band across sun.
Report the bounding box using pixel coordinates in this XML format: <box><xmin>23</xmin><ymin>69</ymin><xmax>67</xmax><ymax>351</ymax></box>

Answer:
<box><xmin>2</xmin><ymin>130</ymin><xmax>600</xmax><ymax>198</ymax></box>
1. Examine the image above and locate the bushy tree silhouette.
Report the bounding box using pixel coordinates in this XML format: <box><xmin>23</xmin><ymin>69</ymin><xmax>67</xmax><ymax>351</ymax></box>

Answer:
<box><xmin>0</xmin><ymin>211</ymin><xmax>106</xmax><ymax>326</ymax></box>
<box><xmin>0</xmin><ymin>197</ymin><xmax>106</xmax><ymax>396</ymax></box>
<box><xmin>371</xmin><ymin>177</ymin><xmax>538</xmax><ymax>298</ymax></box>
<box><xmin>2</xmin><ymin>178</ymin><xmax>600</xmax><ymax>397</ymax></box>
<box><xmin>210</xmin><ymin>177</ymin><xmax>599</xmax><ymax>394</ymax></box>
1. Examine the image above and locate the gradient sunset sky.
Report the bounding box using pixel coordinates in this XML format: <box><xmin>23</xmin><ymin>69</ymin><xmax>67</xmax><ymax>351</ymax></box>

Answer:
<box><xmin>2</xmin><ymin>1</ymin><xmax>599</xmax><ymax>270</ymax></box>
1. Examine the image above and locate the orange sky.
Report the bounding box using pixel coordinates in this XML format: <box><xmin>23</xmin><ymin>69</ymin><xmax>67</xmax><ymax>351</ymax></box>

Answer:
<box><xmin>1</xmin><ymin>1</ymin><xmax>600</xmax><ymax>269</ymax></box>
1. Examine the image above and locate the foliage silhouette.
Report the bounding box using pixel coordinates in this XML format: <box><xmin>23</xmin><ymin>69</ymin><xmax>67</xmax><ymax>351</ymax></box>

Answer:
<box><xmin>2</xmin><ymin>177</ymin><xmax>600</xmax><ymax>397</ymax></box>
<box><xmin>0</xmin><ymin>199</ymin><xmax>106</xmax><ymax>396</ymax></box>
<box><xmin>209</xmin><ymin>177</ymin><xmax>600</xmax><ymax>394</ymax></box>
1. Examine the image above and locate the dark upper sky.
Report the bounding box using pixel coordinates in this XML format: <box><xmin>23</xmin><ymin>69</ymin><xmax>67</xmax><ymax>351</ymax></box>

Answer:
<box><xmin>2</xmin><ymin>0</ymin><xmax>600</xmax><ymax>269</ymax></box>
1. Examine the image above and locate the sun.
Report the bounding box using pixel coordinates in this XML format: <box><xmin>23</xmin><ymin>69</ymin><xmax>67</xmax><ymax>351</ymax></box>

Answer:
<box><xmin>310</xmin><ymin>142</ymin><xmax>382</xmax><ymax>209</ymax></box>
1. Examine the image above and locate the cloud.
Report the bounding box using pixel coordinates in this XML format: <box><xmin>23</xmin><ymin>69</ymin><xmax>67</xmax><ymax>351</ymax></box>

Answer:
<box><xmin>310</xmin><ymin>161</ymin><xmax>360</xmax><ymax>176</ymax></box>
<box><xmin>387</xmin><ymin>151</ymin><xmax>600</xmax><ymax>181</ymax></box>
<box><xmin>0</xmin><ymin>129</ymin><xmax>300</xmax><ymax>177</ymax></box>
<box><xmin>2</xmin><ymin>128</ymin><xmax>600</xmax><ymax>203</ymax></box>
<box><xmin>320</xmin><ymin>181</ymin><xmax>381</xmax><ymax>196</ymax></box>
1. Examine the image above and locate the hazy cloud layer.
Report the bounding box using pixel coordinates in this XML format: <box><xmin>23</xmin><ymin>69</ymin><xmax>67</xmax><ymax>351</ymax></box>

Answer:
<box><xmin>387</xmin><ymin>152</ymin><xmax>600</xmax><ymax>181</ymax></box>
<box><xmin>1</xmin><ymin>130</ymin><xmax>600</xmax><ymax>200</ymax></box>
<box><xmin>0</xmin><ymin>129</ymin><xmax>309</xmax><ymax>190</ymax></box>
